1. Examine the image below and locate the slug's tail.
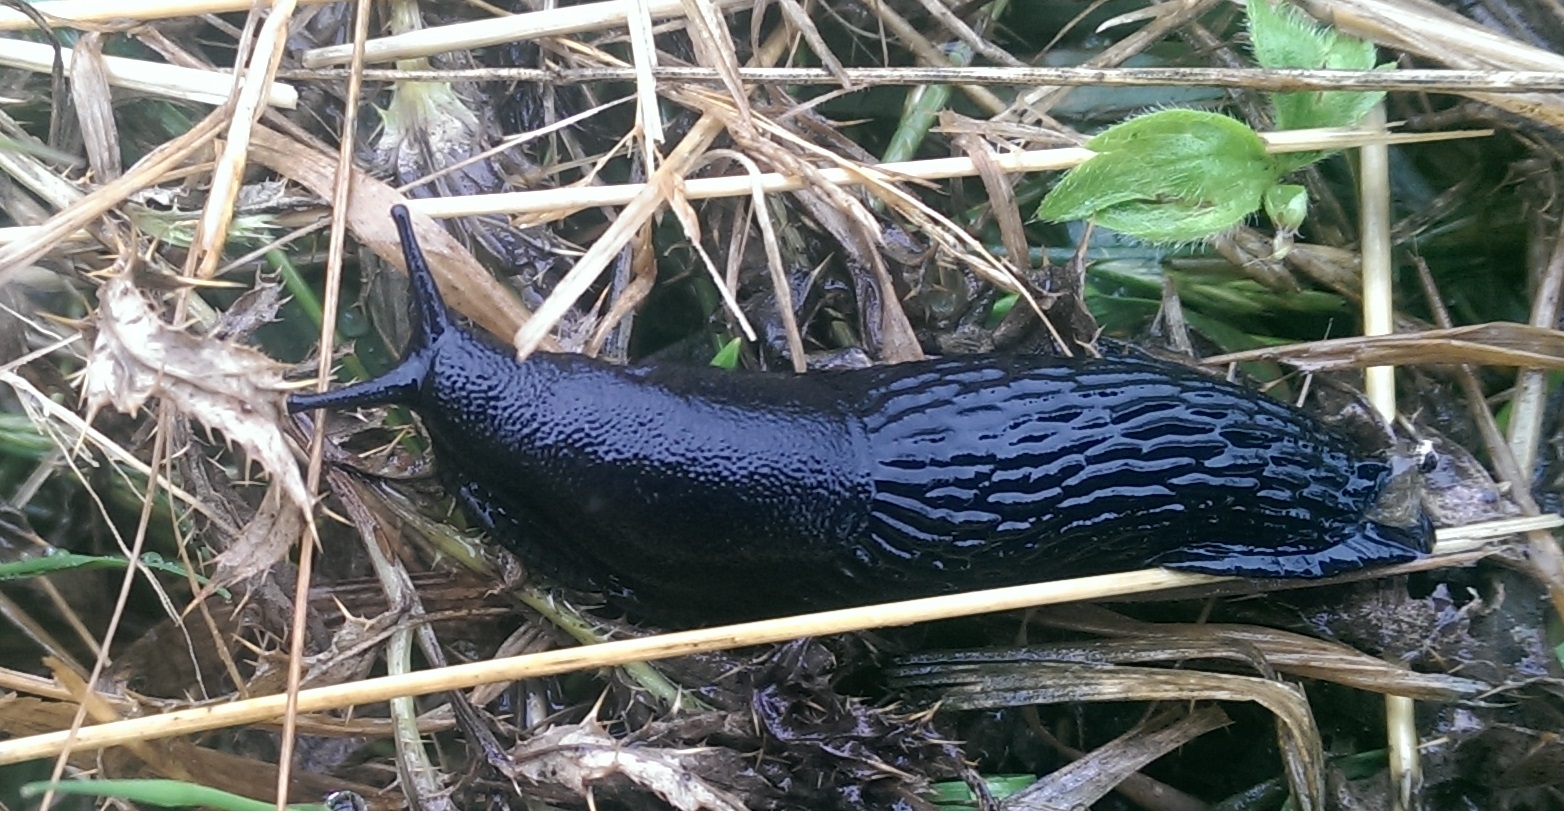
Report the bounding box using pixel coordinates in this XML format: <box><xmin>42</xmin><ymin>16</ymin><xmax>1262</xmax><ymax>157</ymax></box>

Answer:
<box><xmin>287</xmin><ymin>205</ymin><xmax>452</xmax><ymax>414</ymax></box>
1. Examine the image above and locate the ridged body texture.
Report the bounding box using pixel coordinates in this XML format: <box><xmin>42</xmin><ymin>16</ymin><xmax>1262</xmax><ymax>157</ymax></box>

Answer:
<box><xmin>289</xmin><ymin>208</ymin><xmax>1432</xmax><ymax>623</ymax></box>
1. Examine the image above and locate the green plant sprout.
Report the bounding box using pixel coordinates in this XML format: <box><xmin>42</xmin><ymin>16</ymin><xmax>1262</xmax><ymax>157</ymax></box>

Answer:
<box><xmin>1039</xmin><ymin>0</ymin><xmax>1389</xmax><ymax>247</ymax></box>
<box><xmin>710</xmin><ymin>336</ymin><xmax>743</xmax><ymax>369</ymax></box>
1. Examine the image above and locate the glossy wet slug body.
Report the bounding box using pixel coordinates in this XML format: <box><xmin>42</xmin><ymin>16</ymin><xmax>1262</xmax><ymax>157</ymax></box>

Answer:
<box><xmin>290</xmin><ymin>206</ymin><xmax>1432</xmax><ymax>623</ymax></box>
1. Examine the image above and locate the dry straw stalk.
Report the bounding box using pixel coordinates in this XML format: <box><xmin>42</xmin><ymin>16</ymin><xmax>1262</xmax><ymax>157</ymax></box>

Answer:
<box><xmin>0</xmin><ymin>515</ymin><xmax>1547</xmax><ymax>767</ymax></box>
<box><xmin>0</xmin><ymin>38</ymin><xmax>297</xmax><ymax>108</ymax></box>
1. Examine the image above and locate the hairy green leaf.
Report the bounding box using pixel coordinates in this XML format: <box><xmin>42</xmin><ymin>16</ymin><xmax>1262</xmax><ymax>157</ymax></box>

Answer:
<box><xmin>1247</xmin><ymin>0</ymin><xmax>1386</xmax><ymax>150</ymax></box>
<box><xmin>1248</xmin><ymin>0</ymin><xmax>1330</xmax><ymax>71</ymax></box>
<box><xmin>1039</xmin><ymin>110</ymin><xmax>1279</xmax><ymax>243</ymax></box>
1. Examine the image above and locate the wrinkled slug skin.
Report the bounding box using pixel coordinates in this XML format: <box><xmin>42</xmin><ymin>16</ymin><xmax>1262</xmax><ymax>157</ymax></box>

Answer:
<box><xmin>289</xmin><ymin>207</ymin><xmax>1432</xmax><ymax>623</ymax></box>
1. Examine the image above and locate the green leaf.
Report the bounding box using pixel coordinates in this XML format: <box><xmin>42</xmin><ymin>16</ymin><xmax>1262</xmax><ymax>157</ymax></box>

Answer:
<box><xmin>1039</xmin><ymin>110</ymin><xmax>1280</xmax><ymax>244</ymax></box>
<box><xmin>1331</xmin><ymin>749</ymin><xmax>1392</xmax><ymax>781</ymax></box>
<box><xmin>1247</xmin><ymin>0</ymin><xmax>1330</xmax><ymax>72</ymax></box>
<box><xmin>1247</xmin><ymin>0</ymin><xmax>1385</xmax><ymax>141</ymax></box>
<box><xmin>985</xmin><ymin>291</ymin><xmax>1021</xmax><ymax>329</ymax></box>
<box><xmin>709</xmin><ymin>337</ymin><xmax>742</xmax><ymax>369</ymax></box>
<box><xmin>0</xmin><ymin>551</ymin><xmax>198</xmax><ymax>584</ymax></box>
<box><xmin>1248</xmin><ymin>0</ymin><xmax>1378</xmax><ymax>72</ymax></box>
<box><xmin>928</xmin><ymin>774</ymin><xmax>1037</xmax><ymax>808</ymax></box>
<box><xmin>22</xmin><ymin>779</ymin><xmax>326</xmax><ymax>810</ymax></box>
<box><xmin>1269</xmin><ymin>81</ymin><xmax>1386</xmax><ymax>146</ymax></box>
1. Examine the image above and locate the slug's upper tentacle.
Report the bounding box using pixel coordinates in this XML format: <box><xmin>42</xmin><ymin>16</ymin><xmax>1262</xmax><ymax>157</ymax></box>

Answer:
<box><xmin>287</xmin><ymin>205</ymin><xmax>452</xmax><ymax>416</ymax></box>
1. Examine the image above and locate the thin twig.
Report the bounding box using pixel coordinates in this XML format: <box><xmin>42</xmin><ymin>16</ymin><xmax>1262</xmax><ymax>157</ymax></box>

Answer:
<box><xmin>404</xmin><ymin>126</ymin><xmax>1490</xmax><ymax>220</ymax></box>
<box><xmin>857</xmin><ymin>0</ymin><xmax>1009</xmax><ymax>117</ymax></box>
<box><xmin>1006</xmin><ymin>0</ymin><xmax>1225</xmax><ymax>121</ymax></box>
<box><xmin>273</xmin><ymin>65</ymin><xmax>1564</xmax><ymax>92</ymax></box>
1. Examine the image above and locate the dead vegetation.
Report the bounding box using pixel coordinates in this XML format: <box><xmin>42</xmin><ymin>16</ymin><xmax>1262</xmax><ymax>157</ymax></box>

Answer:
<box><xmin>1</xmin><ymin>0</ymin><xmax>1564</xmax><ymax>809</ymax></box>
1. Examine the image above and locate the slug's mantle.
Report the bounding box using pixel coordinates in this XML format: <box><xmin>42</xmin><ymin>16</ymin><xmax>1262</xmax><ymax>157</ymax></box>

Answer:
<box><xmin>288</xmin><ymin>206</ymin><xmax>1432</xmax><ymax>624</ymax></box>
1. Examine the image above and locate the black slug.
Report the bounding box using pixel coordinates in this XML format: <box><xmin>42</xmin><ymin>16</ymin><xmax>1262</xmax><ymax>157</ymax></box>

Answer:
<box><xmin>289</xmin><ymin>206</ymin><xmax>1433</xmax><ymax>623</ymax></box>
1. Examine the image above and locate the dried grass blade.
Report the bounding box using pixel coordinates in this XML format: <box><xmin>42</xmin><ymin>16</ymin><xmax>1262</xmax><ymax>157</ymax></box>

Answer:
<box><xmin>746</xmin><ymin>109</ymin><xmax>1042</xmax><ymax>332</ymax></box>
<box><xmin>584</xmin><ymin>226</ymin><xmax>658</xmax><ymax>357</ymax></box>
<box><xmin>678</xmin><ymin>0</ymin><xmax>751</xmax><ymax>123</ymax></box>
<box><xmin>1201</xmin><ymin>321</ymin><xmax>1564</xmax><ymax>371</ymax></box>
<box><xmin>189</xmin><ymin>0</ymin><xmax>298</xmax><ymax>281</ymax></box>
<box><xmin>0</xmin><ymin>37</ymin><xmax>298</xmax><ymax>108</ymax></box>
<box><xmin>1294</xmin><ymin>0</ymin><xmax>1564</xmax><ymax>129</ymax></box>
<box><xmin>705</xmin><ymin>148</ymin><xmax>804</xmax><ymax>369</ymax></box>
<box><xmin>1028</xmin><ymin>608</ymin><xmax>1491</xmax><ymax>700</ymax></box>
<box><xmin>626</xmin><ymin>0</ymin><xmax>664</xmax><ymax>154</ymax></box>
<box><xmin>951</xmin><ymin>123</ymin><xmax>1030</xmax><ymax>278</ymax></box>
<box><xmin>1299</xmin><ymin>0</ymin><xmax>1564</xmax><ymax>70</ymax></box>
<box><xmin>663</xmin><ymin>176</ymin><xmax>757</xmax><ymax>340</ymax></box>
<box><xmin>913</xmin><ymin>663</ymin><xmax>1326</xmax><ymax>807</ymax></box>
<box><xmin>245</xmin><ymin>125</ymin><xmax>540</xmax><ymax>344</ymax></box>
<box><xmin>771</xmin><ymin>0</ymin><xmax>852</xmax><ymax>87</ymax></box>
<box><xmin>1007</xmin><ymin>706</ymin><xmax>1230</xmax><ymax>809</ymax></box>
<box><xmin>510</xmin><ymin>115</ymin><xmax>728</xmax><ymax>360</ymax></box>
<box><xmin>66</xmin><ymin>33</ymin><xmax>120</xmax><ymax>181</ymax></box>
<box><xmin>0</xmin><ymin>0</ymin><xmax>330</xmax><ymax>31</ymax></box>
<box><xmin>903</xmin><ymin>0</ymin><xmax>1024</xmax><ymax>69</ymax></box>
<box><xmin>856</xmin><ymin>0</ymin><xmax>1009</xmax><ymax>117</ymax></box>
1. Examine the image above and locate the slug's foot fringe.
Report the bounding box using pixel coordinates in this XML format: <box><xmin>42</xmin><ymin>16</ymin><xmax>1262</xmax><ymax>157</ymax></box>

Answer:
<box><xmin>1155</xmin><ymin>515</ymin><xmax>1432</xmax><ymax>579</ymax></box>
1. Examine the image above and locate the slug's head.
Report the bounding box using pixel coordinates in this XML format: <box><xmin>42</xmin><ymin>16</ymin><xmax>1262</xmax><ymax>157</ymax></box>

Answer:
<box><xmin>287</xmin><ymin>205</ymin><xmax>454</xmax><ymax>415</ymax></box>
<box><xmin>1358</xmin><ymin>438</ymin><xmax>1438</xmax><ymax>559</ymax></box>
<box><xmin>1366</xmin><ymin>439</ymin><xmax>1436</xmax><ymax>529</ymax></box>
